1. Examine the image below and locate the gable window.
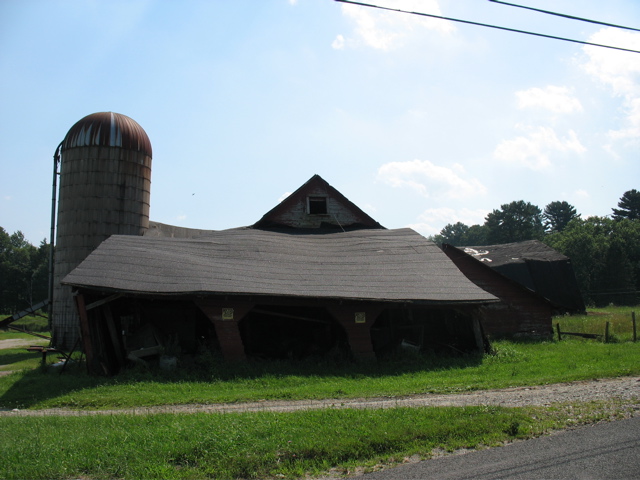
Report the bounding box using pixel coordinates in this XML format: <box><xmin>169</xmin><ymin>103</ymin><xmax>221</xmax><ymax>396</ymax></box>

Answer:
<box><xmin>308</xmin><ymin>196</ymin><xmax>328</xmax><ymax>215</ymax></box>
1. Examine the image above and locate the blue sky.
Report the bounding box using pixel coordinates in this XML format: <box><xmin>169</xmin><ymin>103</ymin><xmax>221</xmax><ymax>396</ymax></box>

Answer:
<box><xmin>1</xmin><ymin>0</ymin><xmax>639</xmax><ymax>244</ymax></box>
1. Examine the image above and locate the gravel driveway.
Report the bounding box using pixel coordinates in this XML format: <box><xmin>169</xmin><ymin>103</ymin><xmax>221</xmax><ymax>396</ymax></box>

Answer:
<box><xmin>2</xmin><ymin>376</ymin><xmax>638</xmax><ymax>417</ymax></box>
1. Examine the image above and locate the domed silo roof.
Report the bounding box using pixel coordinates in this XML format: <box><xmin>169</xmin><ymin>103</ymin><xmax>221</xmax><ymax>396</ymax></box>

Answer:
<box><xmin>62</xmin><ymin>111</ymin><xmax>152</xmax><ymax>157</ymax></box>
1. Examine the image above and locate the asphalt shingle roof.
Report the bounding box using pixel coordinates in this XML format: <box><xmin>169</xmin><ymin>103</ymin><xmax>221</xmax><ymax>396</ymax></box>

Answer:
<box><xmin>62</xmin><ymin>228</ymin><xmax>497</xmax><ymax>303</ymax></box>
<box><xmin>462</xmin><ymin>240</ymin><xmax>569</xmax><ymax>267</ymax></box>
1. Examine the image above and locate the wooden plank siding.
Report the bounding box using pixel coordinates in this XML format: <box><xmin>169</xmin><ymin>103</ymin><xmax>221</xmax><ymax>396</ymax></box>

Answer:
<box><xmin>442</xmin><ymin>244</ymin><xmax>553</xmax><ymax>338</ymax></box>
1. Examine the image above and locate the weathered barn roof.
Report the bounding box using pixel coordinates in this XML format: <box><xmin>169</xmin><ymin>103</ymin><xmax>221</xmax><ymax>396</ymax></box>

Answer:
<box><xmin>63</xmin><ymin>228</ymin><xmax>497</xmax><ymax>304</ymax></box>
<box><xmin>461</xmin><ymin>240</ymin><xmax>585</xmax><ymax>314</ymax></box>
<box><xmin>462</xmin><ymin>240</ymin><xmax>569</xmax><ymax>266</ymax></box>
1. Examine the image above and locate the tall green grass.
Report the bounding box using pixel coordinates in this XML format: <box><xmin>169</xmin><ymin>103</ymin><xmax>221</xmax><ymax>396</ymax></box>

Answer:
<box><xmin>556</xmin><ymin>306</ymin><xmax>638</xmax><ymax>342</ymax></box>
<box><xmin>0</xmin><ymin>402</ymin><xmax>630</xmax><ymax>480</ymax></box>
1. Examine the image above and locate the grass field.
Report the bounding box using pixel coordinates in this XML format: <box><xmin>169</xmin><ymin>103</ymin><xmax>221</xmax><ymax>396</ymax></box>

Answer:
<box><xmin>0</xmin><ymin>306</ymin><xmax>638</xmax><ymax>479</ymax></box>
<box><xmin>555</xmin><ymin>305</ymin><xmax>638</xmax><ymax>342</ymax></box>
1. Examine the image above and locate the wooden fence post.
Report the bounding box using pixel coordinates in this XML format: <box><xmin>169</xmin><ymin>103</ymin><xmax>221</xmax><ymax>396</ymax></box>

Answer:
<box><xmin>556</xmin><ymin>323</ymin><xmax>562</xmax><ymax>341</ymax></box>
<box><xmin>633</xmin><ymin>311</ymin><xmax>637</xmax><ymax>343</ymax></box>
<box><xmin>605</xmin><ymin>321</ymin><xmax>610</xmax><ymax>343</ymax></box>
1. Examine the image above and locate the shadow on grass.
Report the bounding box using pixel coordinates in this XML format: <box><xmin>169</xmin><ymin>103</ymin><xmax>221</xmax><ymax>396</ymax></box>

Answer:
<box><xmin>0</xmin><ymin>350</ymin><xmax>45</xmax><ymax>367</ymax></box>
<box><xmin>0</xmin><ymin>351</ymin><xmax>486</xmax><ymax>409</ymax></box>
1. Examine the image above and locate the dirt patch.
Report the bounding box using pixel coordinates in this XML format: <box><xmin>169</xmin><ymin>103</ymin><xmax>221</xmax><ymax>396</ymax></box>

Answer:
<box><xmin>1</xmin><ymin>376</ymin><xmax>638</xmax><ymax>417</ymax></box>
<box><xmin>0</xmin><ymin>338</ymin><xmax>48</xmax><ymax>350</ymax></box>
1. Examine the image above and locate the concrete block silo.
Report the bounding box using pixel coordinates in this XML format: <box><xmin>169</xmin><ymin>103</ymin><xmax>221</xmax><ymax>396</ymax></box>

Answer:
<box><xmin>52</xmin><ymin>112</ymin><xmax>152</xmax><ymax>349</ymax></box>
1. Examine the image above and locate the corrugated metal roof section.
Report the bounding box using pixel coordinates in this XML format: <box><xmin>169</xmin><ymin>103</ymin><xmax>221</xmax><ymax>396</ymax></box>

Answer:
<box><xmin>63</xmin><ymin>228</ymin><xmax>498</xmax><ymax>304</ymax></box>
<box><xmin>62</xmin><ymin>112</ymin><xmax>152</xmax><ymax>157</ymax></box>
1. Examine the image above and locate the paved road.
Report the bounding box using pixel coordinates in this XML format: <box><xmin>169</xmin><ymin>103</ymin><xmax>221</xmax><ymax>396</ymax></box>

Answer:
<box><xmin>363</xmin><ymin>416</ymin><xmax>640</xmax><ymax>479</ymax></box>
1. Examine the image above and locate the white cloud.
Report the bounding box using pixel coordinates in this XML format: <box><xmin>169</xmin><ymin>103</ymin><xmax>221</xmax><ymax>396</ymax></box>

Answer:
<box><xmin>602</xmin><ymin>143</ymin><xmax>621</xmax><ymax>160</ymax></box>
<box><xmin>582</xmin><ymin>28</ymin><xmax>640</xmax><ymax>140</ymax></box>
<box><xmin>407</xmin><ymin>207</ymin><xmax>488</xmax><ymax>237</ymax></box>
<box><xmin>516</xmin><ymin>86</ymin><xmax>583</xmax><ymax>114</ymax></box>
<box><xmin>361</xmin><ymin>203</ymin><xmax>377</xmax><ymax>213</ymax></box>
<box><xmin>338</xmin><ymin>0</ymin><xmax>453</xmax><ymax>51</ymax></box>
<box><xmin>331</xmin><ymin>34</ymin><xmax>345</xmax><ymax>50</ymax></box>
<box><xmin>574</xmin><ymin>189</ymin><xmax>589</xmax><ymax>199</ymax></box>
<box><xmin>288</xmin><ymin>0</ymin><xmax>298</xmax><ymax>5</ymax></box>
<box><xmin>278</xmin><ymin>191</ymin><xmax>292</xmax><ymax>202</ymax></box>
<box><xmin>493</xmin><ymin>125</ymin><xmax>586</xmax><ymax>170</ymax></box>
<box><xmin>377</xmin><ymin>159</ymin><xmax>486</xmax><ymax>199</ymax></box>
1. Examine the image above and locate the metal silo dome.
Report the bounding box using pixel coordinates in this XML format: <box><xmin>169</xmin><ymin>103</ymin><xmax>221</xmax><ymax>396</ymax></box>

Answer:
<box><xmin>62</xmin><ymin>111</ymin><xmax>152</xmax><ymax>156</ymax></box>
<box><xmin>51</xmin><ymin>112</ymin><xmax>153</xmax><ymax>350</ymax></box>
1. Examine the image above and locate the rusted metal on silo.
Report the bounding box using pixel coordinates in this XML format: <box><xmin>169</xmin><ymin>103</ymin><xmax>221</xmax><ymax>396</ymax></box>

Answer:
<box><xmin>51</xmin><ymin>112</ymin><xmax>152</xmax><ymax>349</ymax></box>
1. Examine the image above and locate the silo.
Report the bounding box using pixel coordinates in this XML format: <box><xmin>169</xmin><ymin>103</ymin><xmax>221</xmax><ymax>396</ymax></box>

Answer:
<box><xmin>52</xmin><ymin>112</ymin><xmax>152</xmax><ymax>349</ymax></box>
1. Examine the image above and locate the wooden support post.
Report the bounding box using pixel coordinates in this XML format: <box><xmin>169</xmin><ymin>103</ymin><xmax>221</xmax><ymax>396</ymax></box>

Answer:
<box><xmin>556</xmin><ymin>323</ymin><xmax>562</xmax><ymax>341</ymax></box>
<box><xmin>103</xmin><ymin>306</ymin><xmax>125</xmax><ymax>370</ymax></box>
<box><xmin>74</xmin><ymin>293</ymin><xmax>95</xmax><ymax>373</ymax></box>
<box><xmin>605</xmin><ymin>321</ymin><xmax>610</xmax><ymax>343</ymax></box>
<box><xmin>195</xmin><ymin>300</ymin><xmax>253</xmax><ymax>362</ymax></box>
<box><xmin>326</xmin><ymin>306</ymin><xmax>382</xmax><ymax>361</ymax></box>
<box><xmin>472</xmin><ymin>317</ymin><xmax>485</xmax><ymax>353</ymax></box>
<box><xmin>633</xmin><ymin>311</ymin><xmax>637</xmax><ymax>343</ymax></box>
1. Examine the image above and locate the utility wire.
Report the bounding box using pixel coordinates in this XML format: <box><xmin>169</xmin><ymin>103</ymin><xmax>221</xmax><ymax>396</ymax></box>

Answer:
<box><xmin>334</xmin><ymin>0</ymin><xmax>640</xmax><ymax>54</ymax></box>
<box><xmin>488</xmin><ymin>0</ymin><xmax>640</xmax><ymax>33</ymax></box>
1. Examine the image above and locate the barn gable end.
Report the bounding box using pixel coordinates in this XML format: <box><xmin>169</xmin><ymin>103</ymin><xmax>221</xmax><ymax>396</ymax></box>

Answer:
<box><xmin>253</xmin><ymin>174</ymin><xmax>383</xmax><ymax>230</ymax></box>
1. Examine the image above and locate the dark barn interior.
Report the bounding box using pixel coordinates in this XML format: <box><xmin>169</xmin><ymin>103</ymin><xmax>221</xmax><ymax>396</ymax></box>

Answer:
<box><xmin>77</xmin><ymin>292</ymin><xmax>490</xmax><ymax>375</ymax></box>
<box><xmin>239</xmin><ymin>305</ymin><xmax>349</xmax><ymax>360</ymax></box>
<box><xmin>370</xmin><ymin>307</ymin><xmax>486</xmax><ymax>357</ymax></box>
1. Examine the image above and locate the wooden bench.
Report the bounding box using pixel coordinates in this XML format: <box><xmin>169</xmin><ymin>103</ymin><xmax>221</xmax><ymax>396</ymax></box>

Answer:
<box><xmin>26</xmin><ymin>346</ymin><xmax>70</xmax><ymax>366</ymax></box>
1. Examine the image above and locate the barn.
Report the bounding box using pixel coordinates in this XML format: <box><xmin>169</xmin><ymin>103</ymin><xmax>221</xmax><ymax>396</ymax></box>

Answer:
<box><xmin>441</xmin><ymin>244</ymin><xmax>555</xmax><ymax>338</ymax></box>
<box><xmin>62</xmin><ymin>175</ymin><xmax>499</xmax><ymax>374</ymax></box>
<box><xmin>457</xmin><ymin>241</ymin><xmax>585</xmax><ymax>315</ymax></box>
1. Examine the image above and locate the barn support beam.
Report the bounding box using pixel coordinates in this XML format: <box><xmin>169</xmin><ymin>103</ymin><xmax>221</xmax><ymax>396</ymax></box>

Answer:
<box><xmin>195</xmin><ymin>300</ymin><xmax>253</xmax><ymax>361</ymax></box>
<box><xmin>326</xmin><ymin>305</ymin><xmax>383</xmax><ymax>361</ymax></box>
<box><xmin>74</xmin><ymin>293</ymin><xmax>97</xmax><ymax>373</ymax></box>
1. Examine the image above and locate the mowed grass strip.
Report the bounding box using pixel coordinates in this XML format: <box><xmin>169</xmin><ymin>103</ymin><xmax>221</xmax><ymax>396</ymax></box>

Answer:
<box><xmin>0</xmin><ymin>402</ymin><xmax>629</xmax><ymax>480</ymax></box>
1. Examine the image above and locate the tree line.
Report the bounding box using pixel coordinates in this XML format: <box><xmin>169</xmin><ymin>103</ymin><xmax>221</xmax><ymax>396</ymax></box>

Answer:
<box><xmin>431</xmin><ymin>189</ymin><xmax>640</xmax><ymax>307</ymax></box>
<box><xmin>0</xmin><ymin>228</ymin><xmax>49</xmax><ymax>315</ymax></box>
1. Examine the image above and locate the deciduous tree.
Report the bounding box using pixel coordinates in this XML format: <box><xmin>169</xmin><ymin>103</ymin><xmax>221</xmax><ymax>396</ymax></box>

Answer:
<box><xmin>546</xmin><ymin>217</ymin><xmax>640</xmax><ymax>306</ymax></box>
<box><xmin>485</xmin><ymin>200</ymin><xmax>544</xmax><ymax>244</ymax></box>
<box><xmin>543</xmin><ymin>201</ymin><xmax>579</xmax><ymax>233</ymax></box>
<box><xmin>436</xmin><ymin>222</ymin><xmax>469</xmax><ymax>246</ymax></box>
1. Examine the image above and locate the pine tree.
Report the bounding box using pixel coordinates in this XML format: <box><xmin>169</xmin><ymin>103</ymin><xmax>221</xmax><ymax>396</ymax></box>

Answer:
<box><xmin>612</xmin><ymin>189</ymin><xmax>640</xmax><ymax>220</ymax></box>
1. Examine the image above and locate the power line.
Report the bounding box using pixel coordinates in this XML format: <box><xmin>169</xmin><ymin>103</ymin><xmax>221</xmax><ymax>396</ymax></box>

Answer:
<box><xmin>488</xmin><ymin>0</ymin><xmax>640</xmax><ymax>33</ymax></box>
<box><xmin>334</xmin><ymin>0</ymin><xmax>640</xmax><ymax>54</ymax></box>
